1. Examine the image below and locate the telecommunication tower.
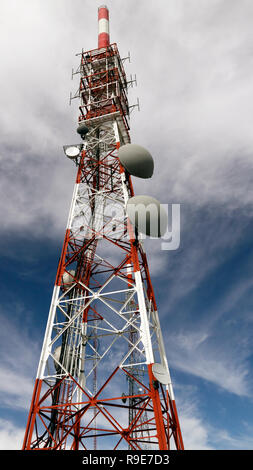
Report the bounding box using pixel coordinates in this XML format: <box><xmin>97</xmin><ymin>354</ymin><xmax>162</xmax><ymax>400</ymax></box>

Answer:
<box><xmin>22</xmin><ymin>6</ymin><xmax>184</xmax><ymax>451</ymax></box>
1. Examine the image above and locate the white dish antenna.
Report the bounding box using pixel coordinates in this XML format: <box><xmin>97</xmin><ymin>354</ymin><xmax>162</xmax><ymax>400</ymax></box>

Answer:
<box><xmin>118</xmin><ymin>143</ymin><xmax>154</xmax><ymax>179</ymax></box>
<box><xmin>62</xmin><ymin>269</ymin><xmax>76</xmax><ymax>285</ymax></box>
<box><xmin>77</xmin><ymin>122</ymin><xmax>89</xmax><ymax>138</ymax></box>
<box><xmin>126</xmin><ymin>195</ymin><xmax>168</xmax><ymax>237</ymax></box>
<box><xmin>152</xmin><ymin>363</ymin><xmax>170</xmax><ymax>385</ymax></box>
<box><xmin>65</xmin><ymin>146</ymin><xmax>81</xmax><ymax>158</ymax></box>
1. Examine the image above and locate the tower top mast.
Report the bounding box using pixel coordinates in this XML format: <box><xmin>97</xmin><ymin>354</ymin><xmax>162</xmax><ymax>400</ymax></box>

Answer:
<box><xmin>98</xmin><ymin>5</ymin><xmax>110</xmax><ymax>48</ymax></box>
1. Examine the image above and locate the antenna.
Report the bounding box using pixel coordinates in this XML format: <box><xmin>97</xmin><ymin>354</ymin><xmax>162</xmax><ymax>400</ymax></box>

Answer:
<box><xmin>22</xmin><ymin>6</ymin><xmax>184</xmax><ymax>452</ymax></box>
<box><xmin>98</xmin><ymin>5</ymin><xmax>110</xmax><ymax>49</ymax></box>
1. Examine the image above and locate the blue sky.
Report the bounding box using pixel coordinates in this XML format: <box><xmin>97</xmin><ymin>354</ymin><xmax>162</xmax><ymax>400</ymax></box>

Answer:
<box><xmin>1</xmin><ymin>0</ymin><xmax>253</xmax><ymax>449</ymax></box>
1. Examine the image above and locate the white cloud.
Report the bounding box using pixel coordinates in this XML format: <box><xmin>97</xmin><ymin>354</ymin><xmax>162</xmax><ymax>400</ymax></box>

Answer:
<box><xmin>212</xmin><ymin>427</ymin><xmax>253</xmax><ymax>450</ymax></box>
<box><xmin>0</xmin><ymin>310</ymin><xmax>40</xmax><ymax>410</ymax></box>
<box><xmin>181</xmin><ymin>413</ymin><xmax>211</xmax><ymax>450</ymax></box>
<box><xmin>0</xmin><ymin>419</ymin><xmax>24</xmax><ymax>450</ymax></box>
<box><xmin>129</xmin><ymin>0</ymin><xmax>253</xmax><ymax>211</ymax></box>
<box><xmin>0</xmin><ymin>367</ymin><xmax>34</xmax><ymax>410</ymax></box>
<box><xmin>179</xmin><ymin>404</ymin><xmax>213</xmax><ymax>450</ymax></box>
<box><xmin>167</xmin><ymin>329</ymin><xmax>251</xmax><ymax>397</ymax></box>
<box><xmin>174</xmin><ymin>382</ymin><xmax>253</xmax><ymax>449</ymax></box>
<box><xmin>172</xmin><ymin>384</ymin><xmax>213</xmax><ymax>450</ymax></box>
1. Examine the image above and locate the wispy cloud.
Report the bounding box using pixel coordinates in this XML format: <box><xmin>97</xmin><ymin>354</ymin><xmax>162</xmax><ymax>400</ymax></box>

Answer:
<box><xmin>0</xmin><ymin>309</ymin><xmax>40</xmax><ymax>410</ymax></box>
<box><xmin>0</xmin><ymin>419</ymin><xmax>24</xmax><ymax>450</ymax></box>
<box><xmin>174</xmin><ymin>381</ymin><xmax>253</xmax><ymax>450</ymax></box>
<box><xmin>212</xmin><ymin>427</ymin><xmax>253</xmax><ymax>450</ymax></box>
<box><xmin>166</xmin><ymin>325</ymin><xmax>251</xmax><ymax>397</ymax></box>
<box><xmin>178</xmin><ymin>394</ymin><xmax>213</xmax><ymax>450</ymax></box>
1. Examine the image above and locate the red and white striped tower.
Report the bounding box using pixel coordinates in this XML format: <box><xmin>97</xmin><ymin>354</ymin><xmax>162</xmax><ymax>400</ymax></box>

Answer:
<box><xmin>22</xmin><ymin>6</ymin><xmax>184</xmax><ymax>451</ymax></box>
<box><xmin>98</xmin><ymin>5</ymin><xmax>110</xmax><ymax>49</ymax></box>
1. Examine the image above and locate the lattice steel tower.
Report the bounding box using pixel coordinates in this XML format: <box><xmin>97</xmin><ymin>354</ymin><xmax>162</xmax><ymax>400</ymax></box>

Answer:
<box><xmin>22</xmin><ymin>6</ymin><xmax>184</xmax><ymax>451</ymax></box>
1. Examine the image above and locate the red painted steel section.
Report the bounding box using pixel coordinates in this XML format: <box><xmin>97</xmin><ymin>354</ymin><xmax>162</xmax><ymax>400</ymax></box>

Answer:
<box><xmin>98</xmin><ymin>32</ymin><xmax>110</xmax><ymax>49</ymax></box>
<box><xmin>55</xmin><ymin>228</ymin><xmax>71</xmax><ymax>286</ymax></box>
<box><xmin>22</xmin><ymin>379</ymin><xmax>42</xmax><ymax>450</ymax></box>
<box><xmin>98</xmin><ymin>6</ymin><xmax>110</xmax><ymax>48</ymax></box>
<box><xmin>98</xmin><ymin>6</ymin><xmax>109</xmax><ymax>20</ymax></box>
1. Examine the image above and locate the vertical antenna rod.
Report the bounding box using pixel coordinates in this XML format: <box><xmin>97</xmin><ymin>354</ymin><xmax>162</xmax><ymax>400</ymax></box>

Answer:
<box><xmin>98</xmin><ymin>5</ymin><xmax>110</xmax><ymax>48</ymax></box>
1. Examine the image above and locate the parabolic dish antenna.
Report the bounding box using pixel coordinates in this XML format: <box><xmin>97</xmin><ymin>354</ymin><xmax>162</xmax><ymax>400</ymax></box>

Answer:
<box><xmin>77</xmin><ymin>122</ymin><xmax>89</xmax><ymax>137</ymax></box>
<box><xmin>126</xmin><ymin>195</ymin><xmax>168</xmax><ymax>237</ymax></box>
<box><xmin>152</xmin><ymin>363</ymin><xmax>170</xmax><ymax>385</ymax></box>
<box><xmin>118</xmin><ymin>143</ymin><xmax>154</xmax><ymax>179</ymax></box>
<box><xmin>62</xmin><ymin>269</ymin><xmax>76</xmax><ymax>285</ymax></box>
<box><xmin>65</xmin><ymin>146</ymin><xmax>80</xmax><ymax>158</ymax></box>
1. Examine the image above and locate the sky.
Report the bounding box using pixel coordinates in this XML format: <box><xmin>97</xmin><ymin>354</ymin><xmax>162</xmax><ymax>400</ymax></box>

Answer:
<box><xmin>1</xmin><ymin>0</ymin><xmax>253</xmax><ymax>450</ymax></box>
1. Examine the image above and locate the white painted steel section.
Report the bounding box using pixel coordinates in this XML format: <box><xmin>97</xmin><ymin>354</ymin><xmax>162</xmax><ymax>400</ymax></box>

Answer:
<box><xmin>93</xmin><ymin>193</ymin><xmax>104</xmax><ymax>238</ymax></box>
<box><xmin>67</xmin><ymin>182</ymin><xmax>79</xmax><ymax>229</ymax></box>
<box><xmin>153</xmin><ymin>309</ymin><xmax>175</xmax><ymax>400</ymax></box>
<box><xmin>77</xmin><ymin>319</ymin><xmax>87</xmax><ymax>408</ymax></box>
<box><xmin>120</xmin><ymin>173</ymin><xmax>129</xmax><ymax>207</ymax></box>
<box><xmin>98</xmin><ymin>18</ymin><xmax>109</xmax><ymax>34</ymax></box>
<box><xmin>36</xmin><ymin>285</ymin><xmax>61</xmax><ymax>379</ymax></box>
<box><xmin>115</xmin><ymin>122</ymin><xmax>130</xmax><ymax>207</ymax></box>
<box><xmin>134</xmin><ymin>270</ymin><xmax>154</xmax><ymax>365</ymax></box>
<box><xmin>113</xmin><ymin>120</ymin><xmax>120</xmax><ymax>143</ymax></box>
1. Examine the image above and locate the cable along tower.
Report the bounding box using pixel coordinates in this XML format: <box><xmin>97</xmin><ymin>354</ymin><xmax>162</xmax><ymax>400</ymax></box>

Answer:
<box><xmin>22</xmin><ymin>6</ymin><xmax>184</xmax><ymax>451</ymax></box>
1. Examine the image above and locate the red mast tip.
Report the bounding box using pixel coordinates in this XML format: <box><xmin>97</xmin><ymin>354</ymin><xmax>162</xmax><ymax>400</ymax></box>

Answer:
<box><xmin>98</xmin><ymin>5</ymin><xmax>110</xmax><ymax>48</ymax></box>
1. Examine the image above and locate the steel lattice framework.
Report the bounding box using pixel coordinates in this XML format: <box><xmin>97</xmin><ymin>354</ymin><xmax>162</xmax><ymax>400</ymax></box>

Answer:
<box><xmin>22</xmin><ymin>9</ymin><xmax>184</xmax><ymax>451</ymax></box>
